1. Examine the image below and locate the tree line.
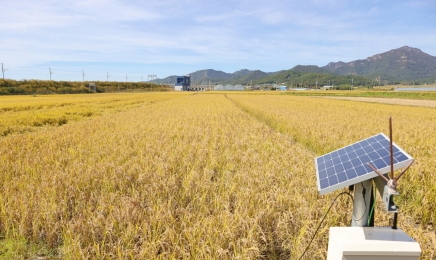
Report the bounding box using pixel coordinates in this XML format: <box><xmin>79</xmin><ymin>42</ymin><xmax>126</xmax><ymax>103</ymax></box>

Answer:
<box><xmin>0</xmin><ymin>80</ymin><xmax>171</xmax><ymax>95</ymax></box>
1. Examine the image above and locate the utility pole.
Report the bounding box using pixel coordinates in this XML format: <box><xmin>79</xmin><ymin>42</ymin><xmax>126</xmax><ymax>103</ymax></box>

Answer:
<box><xmin>1</xmin><ymin>63</ymin><xmax>8</xmax><ymax>80</ymax></box>
<box><xmin>316</xmin><ymin>76</ymin><xmax>318</xmax><ymax>89</ymax></box>
<box><xmin>107</xmin><ymin>72</ymin><xmax>110</xmax><ymax>82</ymax></box>
<box><xmin>148</xmin><ymin>74</ymin><xmax>156</xmax><ymax>91</ymax></box>
<box><xmin>82</xmin><ymin>70</ymin><xmax>85</xmax><ymax>83</ymax></box>
<box><xmin>49</xmin><ymin>67</ymin><xmax>53</xmax><ymax>80</ymax></box>
<box><xmin>126</xmin><ymin>74</ymin><xmax>128</xmax><ymax>82</ymax></box>
<box><xmin>148</xmin><ymin>75</ymin><xmax>151</xmax><ymax>91</ymax></box>
<box><xmin>351</xmin><ymin>78</ymin><xmax>354</xmax><ymax>90</ymax></box>
<box><xmin>153</xmin><ymin>75</ymin><xmax>156</xmax><ymax>91</ymax></box>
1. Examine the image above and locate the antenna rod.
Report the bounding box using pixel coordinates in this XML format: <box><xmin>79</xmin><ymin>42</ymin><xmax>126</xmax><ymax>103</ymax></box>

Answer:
<box><xmin>367</xmin><ymin>163</ymin><xmax>389</xmax><ymax>182</ymax></box>
<box><xmin>389</xmin><ymin>116</ymin><xmax>394</xmax><ymax>180</ymax></box>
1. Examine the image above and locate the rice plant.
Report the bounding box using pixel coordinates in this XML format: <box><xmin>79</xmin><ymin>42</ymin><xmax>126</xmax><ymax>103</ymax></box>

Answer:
<box><xmin>0</xmin><ymin>93</ymin><xmax>434</xmax><ymax>259</ymax></box>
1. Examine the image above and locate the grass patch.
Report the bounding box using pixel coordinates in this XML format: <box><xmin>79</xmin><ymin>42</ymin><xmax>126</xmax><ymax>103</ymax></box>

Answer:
<box><xmin>281</xmin><ymin>90</ymin><xmax>436</xmax><ymax>100</ymax></box>
<box><xmin>0</xmin><ymin>237</ymin><xmax>57</xmax><ymax>259</ymax></box>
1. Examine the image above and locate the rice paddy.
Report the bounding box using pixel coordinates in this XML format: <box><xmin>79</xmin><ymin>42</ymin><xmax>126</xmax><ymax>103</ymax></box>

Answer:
<box><xmin>0</xmin><ymin>92</ymin><xmax>434</xmax><ymax>259</ymax></box>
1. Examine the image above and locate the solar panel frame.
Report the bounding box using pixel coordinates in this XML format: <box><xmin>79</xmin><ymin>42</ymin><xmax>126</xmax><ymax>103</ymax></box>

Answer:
<box><xmin>315</xmin><ymin>133</ymin><xmax>413</xmax><ymax>195</ymax></box>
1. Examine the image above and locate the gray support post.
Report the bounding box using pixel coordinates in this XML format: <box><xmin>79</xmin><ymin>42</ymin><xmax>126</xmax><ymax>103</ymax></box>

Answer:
<box><xmin>351</xmin><ymin>179</ymin><xmax>373</xmax><ymax>227</ymax></box>
<box><xmin>373</xmin><ymin>174</ymin><xmax>388</xmax><ymax>198</ymax></box>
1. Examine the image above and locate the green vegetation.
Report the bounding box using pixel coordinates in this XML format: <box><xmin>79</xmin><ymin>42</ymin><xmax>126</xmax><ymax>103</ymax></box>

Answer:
<box><xmin>220</xmin><ymin>70</ymin><xmax>269</xmax><ymax>85</ymax></box>
<box><xmin>195</xmin><ymin>66</ymin><xmax>380</xmax><ymax>87</ymax></box>
<box><xmin>254</xmin><ymin>71</ymin><xmax>374</xmax><ymax>87</ymax></box>
<box><xmin>0</xmin><ymin>237</ymin><xmax>56</xmax><ymax>260</ymax></box>
<box><xmin>0</xmin><ymin>79</ymin><xmax>171</xmax><ymax>95</ymax></box>
<box><xmin>281</xmin><ymin>90</ymin><xmax>436</xmax><ymax>101</ymax></box>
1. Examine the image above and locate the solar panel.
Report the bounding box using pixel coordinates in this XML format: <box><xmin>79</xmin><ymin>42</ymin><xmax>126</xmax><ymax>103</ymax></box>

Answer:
<box><xmin>315</xmin><ymin>133</ymin><xmax>413</xmax><ymax>195</ymax></box>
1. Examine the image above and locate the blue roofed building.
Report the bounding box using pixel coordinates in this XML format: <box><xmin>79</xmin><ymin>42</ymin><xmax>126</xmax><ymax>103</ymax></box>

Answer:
<box><xmin>175</xmin><ymin>75</ymin><xmax>191</xmax><ymax>91</ymax></box>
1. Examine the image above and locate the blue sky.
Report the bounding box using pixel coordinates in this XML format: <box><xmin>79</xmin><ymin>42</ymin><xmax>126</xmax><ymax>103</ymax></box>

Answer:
<box><xmin>1</xmin><ymin>0</ymin><xmax>435</xmax><ymax>81</ymax></box>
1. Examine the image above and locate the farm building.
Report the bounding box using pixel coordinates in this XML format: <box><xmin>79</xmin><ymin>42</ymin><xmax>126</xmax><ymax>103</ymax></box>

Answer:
<box><xmin>89</xmin><ymin>83</ymin><xmax>96</xmax><ymax>92</ymax></box>
<box><xmin>214</xmin><ymin>84</ymin><xmax>224</xmax><ymax>90</ymax></box>
<box><xmin>214</xmin><ymin>84</ymin><xmax>245</xmax><ymax>91</ymax></box>
<box><xmin>277</xmin><ymin>86</ymin><xmax>287</xmax><ymax>91</ymax></box>
<box><xmin>175</xmin><ymin>75</ymin><xmax>191</xmax><ymax>91</ymax></box>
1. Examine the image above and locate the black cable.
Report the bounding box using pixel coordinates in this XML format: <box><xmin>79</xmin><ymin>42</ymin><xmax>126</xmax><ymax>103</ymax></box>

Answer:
<box><xmin>298</xmin><ymin>192</ymin><xmax>354</xmax><ymax>260</ymax></box>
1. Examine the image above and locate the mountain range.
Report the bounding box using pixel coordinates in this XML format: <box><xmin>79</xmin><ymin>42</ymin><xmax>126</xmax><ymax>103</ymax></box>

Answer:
<box><xmin>158</xmin><ymin>46</ymin><xmax>436</xmax><ymax>86</ymax></box>
<box><xmin>323</xmin><ymin>46</ymin><xmax>436</xmax><ymax>80</ymax></box>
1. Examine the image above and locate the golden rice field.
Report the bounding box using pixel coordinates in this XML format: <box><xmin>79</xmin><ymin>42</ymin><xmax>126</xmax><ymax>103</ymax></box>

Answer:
<box><xmin>0</xmin><ymin>92</ymin><xmax>435</xmax><ymax>259</ymax></box>
<box><xmin>0</xmin><ymin>93</ymin><xmax>188</xmax><ymax>136</ymax></box>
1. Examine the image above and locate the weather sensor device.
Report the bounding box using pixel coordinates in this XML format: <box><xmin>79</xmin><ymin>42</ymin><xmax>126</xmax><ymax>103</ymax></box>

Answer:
<box><xmin>316</xmin><ymin>117</ymin><xmax>421</xmax><ymax>259</ymax></box>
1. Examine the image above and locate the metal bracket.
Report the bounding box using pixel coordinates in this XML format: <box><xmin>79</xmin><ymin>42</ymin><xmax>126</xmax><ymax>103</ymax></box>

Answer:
<box><xmin>383</xmin><ymin>184</ymin><xmax>399</xmax><ymax>213</ymax></box>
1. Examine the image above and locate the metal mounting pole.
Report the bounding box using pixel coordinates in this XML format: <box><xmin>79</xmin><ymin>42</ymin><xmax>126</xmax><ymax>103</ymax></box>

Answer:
<box><xmin>392</xmin><ymin>212</ymin><xmax>398</xmax><ymax>230</ymax></box>
<box><xmin>351</xmin><ymin>179</ymin><xmax>373</xmax><ymax>227</ymax></box>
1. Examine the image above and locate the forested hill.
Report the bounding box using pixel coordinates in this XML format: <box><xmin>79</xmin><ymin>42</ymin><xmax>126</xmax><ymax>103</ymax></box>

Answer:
<box><xmin>253</xmin><ymin>66</ymin><xmax>374</xmax><ymax>87</ymax></box>
<box><xmin>163</xmin><ymin>66</ymin><xmax>375</xmax><ymax>87</ymax></box>
<box><xmin>183</xmin><ymin>69</ymin><xmax>270</xmax><ymax>85</ymax></box>
<box><xmin>322</xmin><ymin>46</ymin><xmax>436</xmax><ymax>81</ymax></box>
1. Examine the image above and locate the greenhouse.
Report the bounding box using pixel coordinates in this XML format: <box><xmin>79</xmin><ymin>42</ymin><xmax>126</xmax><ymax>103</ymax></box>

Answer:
<box><xmin>214</xmin><ymin>84</ymin><xmax>245</xmax><ymax>91</ymax></box>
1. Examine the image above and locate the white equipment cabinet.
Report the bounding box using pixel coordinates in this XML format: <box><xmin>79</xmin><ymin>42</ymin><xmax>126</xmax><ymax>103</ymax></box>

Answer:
<box><xmin>327</xmin><ymin>227</ymin><xmax>421</xmax><ymax>260</ymax></box>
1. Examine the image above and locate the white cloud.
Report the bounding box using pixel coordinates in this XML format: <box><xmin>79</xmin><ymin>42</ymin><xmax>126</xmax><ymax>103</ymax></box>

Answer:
<box><xmin>0</xmin><ymin>0</ymin><xmax>435</xmax><ymax>80</ymax></box>
<box><xmin>0</xmin><ymin>0</ymin><xmax>161</xmax><ymax>31</ymax></box>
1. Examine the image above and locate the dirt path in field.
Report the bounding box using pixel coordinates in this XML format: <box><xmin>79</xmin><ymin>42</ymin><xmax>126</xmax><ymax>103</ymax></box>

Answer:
<box><xmin>319</xmin><ymin>96</ymin><xmax>436</xmax><ymax>108</ymax></box>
